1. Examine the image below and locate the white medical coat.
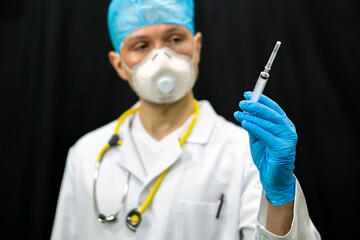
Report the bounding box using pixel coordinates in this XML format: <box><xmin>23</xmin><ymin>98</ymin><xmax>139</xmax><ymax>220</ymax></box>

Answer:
<box><xmin>51</xmin><ymin>100</ymin><xmax>320</xmax><ymax>240</ymax></box>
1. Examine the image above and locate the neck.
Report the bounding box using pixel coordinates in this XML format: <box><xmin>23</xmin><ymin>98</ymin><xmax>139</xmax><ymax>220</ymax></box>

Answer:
<box><xmin>138</xmin><ymin>92</ymin><xmax>195</xmax><ymax>141</ymax></box>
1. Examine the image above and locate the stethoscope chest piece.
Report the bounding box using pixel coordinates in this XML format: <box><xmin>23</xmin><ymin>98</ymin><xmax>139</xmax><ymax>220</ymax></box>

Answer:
<box><xmin>126</xmin><ymin>209</ymin><xmax>142</xmax><ymax>232</ymax></box>
<box><xmin>98</xmin><ymin>214</ymin><xmax>117</xmax><ymax>224</ymax></box>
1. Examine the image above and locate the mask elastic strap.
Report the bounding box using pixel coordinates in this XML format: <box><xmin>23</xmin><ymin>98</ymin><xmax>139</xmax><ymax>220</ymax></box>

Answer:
<box><xmin>116</xmin><ymin>52</ymin><xmax>134</xmax><ymax>75</ymax></box>
<box><xmin>190</xmin><ymin>36</ymin><xmax>197</xmax><ymax>64</ymax></box>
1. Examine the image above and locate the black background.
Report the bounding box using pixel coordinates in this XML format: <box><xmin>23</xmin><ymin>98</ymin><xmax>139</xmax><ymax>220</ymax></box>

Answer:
<box><xmin>1</xmin><ymin>0</ymin><xmax>359</xmax><ymax>239</ymax></box>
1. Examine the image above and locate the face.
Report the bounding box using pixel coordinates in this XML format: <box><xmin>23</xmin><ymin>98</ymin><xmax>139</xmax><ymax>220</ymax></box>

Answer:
<box><xmin>109</xmin><ymin>24</ymin><xmax>202</xmax><ymax>91</ymax></box>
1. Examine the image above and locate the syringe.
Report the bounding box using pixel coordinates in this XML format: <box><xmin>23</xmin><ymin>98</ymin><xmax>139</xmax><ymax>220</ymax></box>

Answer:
<box><xmin>250</xmin><ymin>41</ymin><xmax>282</xmax><ymax>101</ymax></box>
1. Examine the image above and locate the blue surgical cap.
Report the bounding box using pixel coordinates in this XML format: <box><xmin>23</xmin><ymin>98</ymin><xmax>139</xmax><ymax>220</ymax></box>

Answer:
<box><xmin>107</xmin><ymin>0</ymin><xmax>195</xmax><ymax>52</ymax></box>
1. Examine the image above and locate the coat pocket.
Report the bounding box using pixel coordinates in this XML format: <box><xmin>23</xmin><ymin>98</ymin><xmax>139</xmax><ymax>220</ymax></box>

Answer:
<box><xmin>177</xmin><ymin>200</ymin><xmax>233</xmax><ymax>240</ymax></box>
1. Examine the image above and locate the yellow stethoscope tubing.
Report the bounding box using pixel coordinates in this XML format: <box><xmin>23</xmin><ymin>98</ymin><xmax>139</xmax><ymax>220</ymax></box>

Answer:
<box><xmin>96</xmin><ymin>106</ymin><xmax>141</xmax><ymax>163</ymax></box>
<box><xmin>94</xmin><ymin>99</ymin><xmax>199</xmax><ymax>223</ymax></box>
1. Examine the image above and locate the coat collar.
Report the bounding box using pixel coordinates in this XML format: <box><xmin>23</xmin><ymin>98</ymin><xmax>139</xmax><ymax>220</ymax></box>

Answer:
<box><xmin>185</xmin><ymin>100</ymin><xmax>217</xmax><ymax>144</ymax></box>
<box><xmin>115</xmin><ymin>100</ymin><xmax>217</xmax><ymax>183</ymax></box>
<box><xmin>123</xmin><ymin>100</ymin><xmax>217</xmax><ymax>144</ymax></box>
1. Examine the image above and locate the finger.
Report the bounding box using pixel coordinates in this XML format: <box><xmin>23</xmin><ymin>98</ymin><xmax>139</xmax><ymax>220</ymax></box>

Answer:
<box><xmin>233</xmin><ymin>111</ymin><xmax>245</xmax><ymax>123</ymax></box>
<box><xmin>244</xmin><ymin>91</ymin><xmax>286</xmax><ymax>117</ymax></box>
<box><xmin>239</xmin><ymin>100</ymin><xmax>287</xmax><ymax>125</ymax></box>
<box><xmin>241</xmin><ymin>120</ymin><xmax>278</xmax><ymax>149</ymax></box>
<box><xmin>234</xmin><ymin>112</ymin><xmax>260</xmax><ymax>146</ymax></box>
<box><xmin>234</xmin><ymin>111</ymin><xmax>284</xmax><ymax>137</ymax></box>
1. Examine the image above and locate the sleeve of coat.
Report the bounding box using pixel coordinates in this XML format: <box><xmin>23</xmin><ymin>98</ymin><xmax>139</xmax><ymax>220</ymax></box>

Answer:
<box><xmin>255</xmin><ymin>178</ymin><xmax>322</xmax><ymax>240</ymax></box>
<box><xmin>50</xmin><ymin>147</ymin><xmax>77</xmax><ymax>240</ymax></box>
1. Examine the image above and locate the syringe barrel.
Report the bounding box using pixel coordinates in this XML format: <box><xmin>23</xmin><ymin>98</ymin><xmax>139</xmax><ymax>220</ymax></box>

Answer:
<box><xmin>250</xmin><ymin>71</ymin><xmax>269</xmax><ymax>102</ymax></box>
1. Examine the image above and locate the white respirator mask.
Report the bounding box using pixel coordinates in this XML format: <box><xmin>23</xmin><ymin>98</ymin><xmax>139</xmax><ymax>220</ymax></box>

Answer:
<box><xmin>119</xmin><ymin>39</ymin><xmax>197</xmax><ymax>104</ymax></box>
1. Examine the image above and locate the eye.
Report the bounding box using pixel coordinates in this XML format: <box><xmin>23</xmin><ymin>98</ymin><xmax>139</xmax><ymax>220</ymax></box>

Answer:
<box><xmin>169</xmin><ymin>35</ymin><xmax>183</xmax><ymax>44</ymax></box>
<box><xmin>133</xmin><ymin>42</ymin><xmax>148</xmax><ymax>51</ymax></box>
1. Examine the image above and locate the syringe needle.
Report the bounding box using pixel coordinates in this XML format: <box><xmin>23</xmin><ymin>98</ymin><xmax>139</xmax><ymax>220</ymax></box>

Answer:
<box><xmin>265</xmin><ymin>41</ymin><xmax>281</xmax><ymax>72</ymax></box>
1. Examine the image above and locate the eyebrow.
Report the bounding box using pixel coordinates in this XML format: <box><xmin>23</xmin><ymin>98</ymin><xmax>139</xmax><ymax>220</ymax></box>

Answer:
<box><xmin>126</xmin><ymin>26</ymin><xmax>186</xmax><ymax>45</ymax></box>
<box><xmin>127</xmin><ymin>35</ymin><xmax>149</xmax><ymax>44</ymax></box>
<box><xmin>164</xmin><ymin>26</ymin><xmax>183</xmax><ymax>34</ymax></box>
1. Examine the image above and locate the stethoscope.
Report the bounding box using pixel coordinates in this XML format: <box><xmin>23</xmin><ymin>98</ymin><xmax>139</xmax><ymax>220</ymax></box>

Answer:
<box><xmin>93</xmin><ymin>99</ymin><xmax>199</xmax><ymax>231</ymax></box>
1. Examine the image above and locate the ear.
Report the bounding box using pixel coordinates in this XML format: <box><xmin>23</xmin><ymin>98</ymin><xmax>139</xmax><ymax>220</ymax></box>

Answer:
<box><xmin>108</xmin><ymin>51</ymin><xmax>130</xmax><ymax>81</ymax></box>
<box><xmin>194</xmin><ymin>32</ymin><xmax>203</xmax><ymax>65</ymax></box>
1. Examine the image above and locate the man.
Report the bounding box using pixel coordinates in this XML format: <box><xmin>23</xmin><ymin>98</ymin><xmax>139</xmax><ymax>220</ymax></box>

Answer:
<box><xmin>51</xmin><ymin>0</ymin><xmax>321</xmax><ymax>239</ymax></box>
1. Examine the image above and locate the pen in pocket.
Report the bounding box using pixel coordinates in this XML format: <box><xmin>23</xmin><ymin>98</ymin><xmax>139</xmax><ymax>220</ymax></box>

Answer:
<box><xmin>216</xmin><ymin>193</ymin><xmax>224</xmax><ymax>219</ymax></box>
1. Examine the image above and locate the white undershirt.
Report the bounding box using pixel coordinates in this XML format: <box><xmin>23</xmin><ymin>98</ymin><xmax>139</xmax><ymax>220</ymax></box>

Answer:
<box><xmin>131</xmin><ymin>112</ymin><xmax>192</xmax><ymax>176</ymax></box>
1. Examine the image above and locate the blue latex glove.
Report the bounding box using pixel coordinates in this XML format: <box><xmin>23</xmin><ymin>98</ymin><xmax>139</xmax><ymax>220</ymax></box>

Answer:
<box><xmin>234</xmin><ymin>91</ymin><xmax>297</xmax><ymax>205</ymax></box>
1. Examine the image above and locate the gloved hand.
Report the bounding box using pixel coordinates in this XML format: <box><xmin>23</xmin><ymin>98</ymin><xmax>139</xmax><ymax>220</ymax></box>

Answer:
<box><xmin>234</xmin><ymin>91</ymin><xmax>297</xmax><ymax>205</ymax></box>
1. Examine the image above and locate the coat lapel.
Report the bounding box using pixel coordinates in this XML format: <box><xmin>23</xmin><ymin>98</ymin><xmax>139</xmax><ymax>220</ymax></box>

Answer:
<box><xmin>139</xmin><ymin>100</ymin><xmax>218</xmax><ymax>190</ymax></box>
<box><xmin>115</xmin><ymin>100</ymin><xmax>218</xmax><ymax>193</ymax></box>
<box><xmin>116</xmin><ymin>115</ymin><xmax>147</xmax><ymax>183</ymax></box>
<box><xmin>142</xmin><ymin>140</ymin><xmax>182</xmax><ymax>188</ymax></box>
